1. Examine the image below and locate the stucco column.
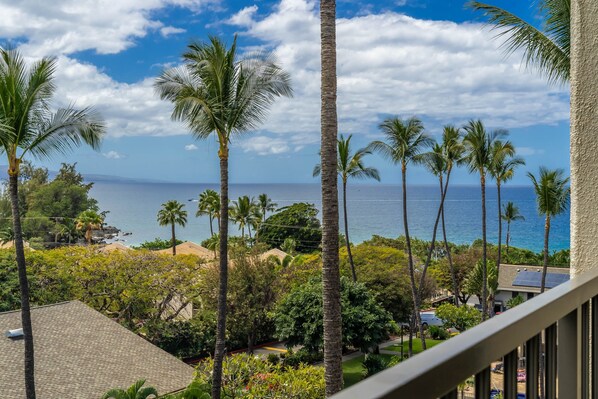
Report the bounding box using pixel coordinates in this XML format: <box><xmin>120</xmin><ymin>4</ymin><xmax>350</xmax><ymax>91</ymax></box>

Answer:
<box><xmin>570</xmin><ymin>0</ymin><xmax>598</xmax><ymax>276</ymax></box>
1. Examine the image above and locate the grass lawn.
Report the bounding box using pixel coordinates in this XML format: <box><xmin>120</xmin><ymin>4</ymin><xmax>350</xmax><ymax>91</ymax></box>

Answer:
<box><xmin>342</xmin><ymin>353</ymin><xmax>396</xmax><ymax>388</ymax></box>
<box><xmin>384</xmin><ymin>338</ymin><xmax>444</xmax><ymax>354</ymax></box>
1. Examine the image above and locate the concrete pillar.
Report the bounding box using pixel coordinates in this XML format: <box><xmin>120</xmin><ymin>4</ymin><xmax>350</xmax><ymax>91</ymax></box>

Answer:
<box><xmin>570</xmin><ymin>0</ymin><xmax>598</xmax><ymax>276</ymax></box>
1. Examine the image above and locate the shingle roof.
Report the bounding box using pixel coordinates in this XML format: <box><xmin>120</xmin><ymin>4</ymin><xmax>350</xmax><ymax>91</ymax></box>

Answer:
<box><xmin>498</xmin><ymin>264</ymin><xmax>570</xmax><ymax>294</ymax></box>
<box><xmin>157</xmin><ymin>241</ymin><xmax>215</xmax><ymax>259</ymax></box>
<box><xmin>0</xmin><ymin>301</ymin><xmax>194</xmax><ymax>399</ymax></box>
<box><xmin>259</xmin><ymin>248</ymin><xmax>289</xmax><ymax>263</ymax></box>
<box><xmin>98</xmin><ymin>242</ymin><xmax>131</xmax><ymax>253</ymax></box>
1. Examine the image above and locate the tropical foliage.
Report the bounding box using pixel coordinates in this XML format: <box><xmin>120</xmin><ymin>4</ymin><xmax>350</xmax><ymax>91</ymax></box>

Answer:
<box><xmin>157</xmin><ymin>200</ymin><xmax>188</xmax><ymax>255</ymax></box>
<box><xmin>102</xmin><ymin>380</ymin><xmax>157</xmax><ymax>399</ymax></box>
<box><xmin>257</xmin><ymin>203</ymin><xmax>322</xmax><ymax>253</ymax></box>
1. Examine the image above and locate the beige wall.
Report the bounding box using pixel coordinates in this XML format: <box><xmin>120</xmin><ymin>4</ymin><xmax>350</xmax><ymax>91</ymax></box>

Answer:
<box><xmin>570</xmin><ymin>0</ymin><xmax>598</xmax><ymax>276</ymax></box>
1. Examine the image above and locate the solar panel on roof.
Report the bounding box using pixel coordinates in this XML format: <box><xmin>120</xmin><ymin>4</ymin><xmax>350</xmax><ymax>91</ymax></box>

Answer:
<box><xmin>512</xmin><ymin>271</ymin><xmax>569</xmax><ymax>289</ymax></box>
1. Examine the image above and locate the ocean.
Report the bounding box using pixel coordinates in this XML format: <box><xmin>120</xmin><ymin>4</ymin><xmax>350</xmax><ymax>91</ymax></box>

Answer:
<box><xmin>89</xmin><ymin>182</ymin><xmax>570</xmax><ymax>253</ymax></box>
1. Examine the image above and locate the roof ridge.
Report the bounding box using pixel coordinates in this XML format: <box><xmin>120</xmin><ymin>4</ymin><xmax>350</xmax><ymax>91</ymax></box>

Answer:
<box><xmin>0</xmin><ymin>300</ymin><xmax>78</xmax><ymax>316</ymax></box>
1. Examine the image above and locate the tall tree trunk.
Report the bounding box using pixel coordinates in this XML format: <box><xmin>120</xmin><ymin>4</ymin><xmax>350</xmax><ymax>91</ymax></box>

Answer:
<box><xmin>320</xmin><ymin>0</ymin><xmax>343</xmax><ymax>394</ymax></box>
<box><xmin>171</xmin><ymin>223</ymin><xmax>176</xmax><ymax>256</ymax></box>
<box><xmin>496</xmin><ymin>182</ymin><xmax>502</xmax><ymax>278</ymax></box>
<box><xmin>9</xmin><ymin>173</ymin><xmax>37</xmax><ymax>399</ymax></box>
<box><xmin>212</xmin><ymin>152</ymin><xmax>229</xmax><ymax>399</ymax></box>
<box><xmin>481</xmin><ymin>173</ymin><xmax>488</xmax><ymax>321</ymax></box>
<box><xmin>209</xmin><ymin>214</ymin><xmax>214</xmax><ymax>236</ymax></box>
<box><xmin>343</xmin><ymin>179</ymin><xmax>356</xmax><ymax>282</ymax></box>
<box><xmin>540</xmin><ymin>215</ymin><xmax>551</xmax><ymax>293</ymax></box>
<box><xmin>248</xmin><ymin>223</ymin><xmax>252</xmax><ymax>241</ymax></box>
<box><xmin>402</xmin><ymin>164</ymin><xmax>426</xmax><ymax>350</ymax></box>
<box><xmin>440</xmin><ymin>169</ymin><xmax>459</xmax><ymax>307</ymax></box>
<box><xmin>506</xmin><ymin>221</ymin><xmax>511</xmax><ymax>262</ymax></box>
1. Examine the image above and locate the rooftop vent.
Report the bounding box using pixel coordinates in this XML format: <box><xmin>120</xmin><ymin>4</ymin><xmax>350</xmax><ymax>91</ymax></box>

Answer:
<box><xmin>5</xmin><ymin>328</ymin><xmax>24</xmax><ymax>339</ymax></box>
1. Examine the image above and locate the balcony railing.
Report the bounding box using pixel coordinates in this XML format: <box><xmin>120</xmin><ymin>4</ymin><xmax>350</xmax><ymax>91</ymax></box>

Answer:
<box><xmin>333</xmin><ymin>267</ymin><xmax>598</xmax><ymax>399</ymax></box>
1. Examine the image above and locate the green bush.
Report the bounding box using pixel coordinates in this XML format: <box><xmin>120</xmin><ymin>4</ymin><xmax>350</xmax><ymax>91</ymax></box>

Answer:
<box><xmin>280</xmin><ymin>348</ymin><xmax>323</xmax><ymax>368</ymax></box>
<box><xmin>267</xmin><ymin>353</ymin><xmax>280</xmax><ymax>365</ymax></box>
<box><xmin>133</xmin><ymin>237</ymin><xmax>184</xmax><ymax>250</ymax></box>
<box><xmin>427</xmin><ymin>325</ymin><xmax>449</xmax><ymax>340</ymax></box>
<box><xmin>436</xmin><ymin>304</ymin><xmax>481</xmax><ymax>332</ymax></box>
<box><xmin>361</xmin><ymin>354</ymin><xmax>388</xmax><ymax>378</ymax></box>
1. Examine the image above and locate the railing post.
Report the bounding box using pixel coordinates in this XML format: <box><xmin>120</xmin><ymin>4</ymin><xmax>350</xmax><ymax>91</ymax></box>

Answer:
<box><xmin>559</xmin><ymin>308</ymin><xmax>581</xmax><ymax>398</ymax></box>
<box><xmin>545</xmin><ymin>323</ymin><xmax>557</xmax><ymax>399</ymax></box>
<box><xmin>582</xmin><ymin>302</ymin><xmax>590</xmax><ymax>399</ymax></box>
<box><xmin>504</xmin><ymin>349</ymin><xmax>518</xmax><ymax>399</ymax></box>
<box><xmin>592</xmin><ymin>296</ymin><xmax>598</xmax><ymax>399</ymax></box>
<box><xmin>475</xmin><ymin>367</ymin><xmax>490</xmax><ymax>398</ymax></box>
<box><xmin>526</xmin><ymin>334</ymin><xmax>540</xmax><ymax>399</ymax></box>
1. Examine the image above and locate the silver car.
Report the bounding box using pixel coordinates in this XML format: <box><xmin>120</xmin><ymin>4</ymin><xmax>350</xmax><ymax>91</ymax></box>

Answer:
<box><xmin>420</xmin><ymin>312</ymin><xmax>443</xmax><ymax>327</ymax></box>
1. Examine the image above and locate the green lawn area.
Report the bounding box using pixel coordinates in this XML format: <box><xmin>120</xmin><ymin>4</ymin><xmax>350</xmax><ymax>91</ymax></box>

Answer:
<box><xmin>384</xmin><ymin>338</ymin><xmax>444</xmax><ymax>354</ymax></box>
<box><xmin>342</xmin><ymin>353</ymin><xmax>396</xmax><ymax>388</ymax></box>
<box><xmin>342</xmin><ymin>339</ymin><xmax>446</xmax><ymax>388</ymax></box>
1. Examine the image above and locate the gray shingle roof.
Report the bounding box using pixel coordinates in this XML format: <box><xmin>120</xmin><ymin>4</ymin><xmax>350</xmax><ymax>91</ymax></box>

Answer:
<box><xmin>498</xmin><ymin>264</ymin><xmax>570</xmax><ymax>294</ymax></box>
<box><xmin>0</xmin><ymin>301</ymin><xmax>194</xmax><ymax>399</ymax></box>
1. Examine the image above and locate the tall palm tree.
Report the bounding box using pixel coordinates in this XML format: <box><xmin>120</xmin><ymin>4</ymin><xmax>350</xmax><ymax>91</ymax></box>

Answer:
<box><xmin>369</xmin><ymin>116</ymin><xmax>433</xmax><ymax>349</ymax></box>
<box><xmin>257</xmin><ymin>193</ymin><xmax>277</xmax><ymax>224</ymax></box>
<box><xmin>154</xmin><ymin>36</ymin><xmax>292</xmax><ymax>399</ymax></box>
<box><xmin>470</xmin><ymin>0</ymin><xmax>570</xmax><ymax>85</ymax></box>
<box><xmin>157</xmin><ymin>200</ymin><xmax>188</xmax><ymax>256</ymax></box>
<box><xmin>197</xmin><ymin>189</ymin><xmax>219</xmax><ymax>236</ymax></box>
<box><xmin>462</xmin><ymin>119</ymin><xmax>507</xmax><ymax>320</ymax></box>
<box><xmin>501</xmin><ymin>201</ymin><xmax>525</xmax><ymax>261</ymax></box>
<box><xmin>313</xmin><ymin>134</ymin><xmax>380</xmax><ymax>282</ymax></box>
<box><xmin>0</xmin><ymin>48</ymin><xmax>105</xmax><ymax>399</ymax></box>
<box><xmin>230</xmin><ymin>196</ymin><xmax>260</xmax><ymax>240</ymax></box>
<box><xmin>489</xmin><ymin>143</ymin><xmax>523</xmax><ymax>271</ymax></box>
<box><xmin>320</xmin><ymin>0</ymin><xmax>343</xmax><ymax>394</ymax></box>
<box><xmin>528</xmin><ymin>167</ymin><xmax>570</xmax><ymax>293</ymax></box>
<box><xmin>75</xmin><ymin>210</ymin><xmax>103</xmax><ymax>244</ymax></box>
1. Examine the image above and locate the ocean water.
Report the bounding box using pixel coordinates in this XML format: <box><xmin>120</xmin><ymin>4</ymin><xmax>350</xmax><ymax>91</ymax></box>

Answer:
<box><xmin>89</xmin><ymin>182</ymin><xmax>570</xmax><ymax>253</ymax></box>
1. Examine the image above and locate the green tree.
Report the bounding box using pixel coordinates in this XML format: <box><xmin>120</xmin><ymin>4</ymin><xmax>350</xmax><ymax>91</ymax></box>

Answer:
<box><xmin>274</xmin><ymin>277</ymin><xmax>395</xmax><ymax>354</ymax></box>
<box><xmin>134</xmin><ymin>237</ymin><xmax>184</xmax><ymax>251</ymax></box>
<box><xmin>197</xmin><ymin>189</ymin><xmax>220</xmax><ymax>236</ymax></box>
<box><xmin>470</xmin><ymin>0</ymin><xmax>570</xmax><ymax>84</ymax></box>
<box><xmin>257</xmin><ymin>203</ymin><xmax>322</xmax><ymax>253</ymax></box>
<box><xmin>435</xmin><ymin>303</ymin><xmax>481</xmax><ymax>332</ymax></box>
<box><xmin>0</xmin><ymin>48</ymin><xmax>105</xmax><ymax>398</ymax></box>
<box><xmin>368</xmin><ymin>116</ymin><xmax>433</xmax><ymax>349</ymax></box>
<box><xmin>257</xmin><ymin>193</ymin><xmax>277</xmax><ymax>224</ymax></box>
<box><xmin>155</xmin><ymin>36</ymin><xmax>292</xmax><ymax>398</ymax></box>
<box><xmin>489</xmin><ymin>141</ymin><xmax>523</xmax><ymax>273</ymax></box>
<box><xmin>229</xmin><ymin>196</ymin><xmax>260</xmax><ymax>241</ymax></box>
<box><xmin>102</xmin><ymin>380</ymin><xmax>158</xmax><ymax>399</ymax></box>
<box><xmin>157</xmin><ymin>200</ymin><xmax>188</xmax><ymax>256</ymax></box>
<box><xmin>463</xmin><ymin>119</ymin><xmax>508</xmax><ymax>320</ymax></box>
<box><xmin>75</xmin><ymin>210</ymin><xmax>103</xmax><ymax>245</ymax></box>
<box><xmin>501</xmin><ymin>201</ymin><xmax>525</xmax><ymax>261</ymax></box>
<box><xmin>528</xmin><ymin>167</ymin><xmax>570</xmax><ymax>292</ymax></box>
<box><xmin>314</xmin><ymin>134</ymin><xmax>380</xmax><ymax>282</ymax></box>
<box><xmin>464</xmin><ymin>259</ymin><xmax>499</xmax><ymax>309</ymax></box>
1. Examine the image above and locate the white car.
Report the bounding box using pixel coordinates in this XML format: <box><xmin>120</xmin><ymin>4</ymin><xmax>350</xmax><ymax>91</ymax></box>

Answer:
<box><xmin>420</xmin><ymin>312</ymin><xmax>443</xmax><ymax>327</ymax></box>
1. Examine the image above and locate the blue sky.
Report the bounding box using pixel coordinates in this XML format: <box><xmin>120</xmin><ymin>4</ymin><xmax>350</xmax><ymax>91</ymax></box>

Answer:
<box><xmin>0</xmin><ymin>0</ymin><xmax>570</xmax><ymax>185</ymax></box>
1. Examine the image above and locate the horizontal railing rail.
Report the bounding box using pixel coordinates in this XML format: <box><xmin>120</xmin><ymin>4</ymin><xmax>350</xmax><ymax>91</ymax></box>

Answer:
<box><xmin>333</xmin><ymin>267</ymin><xmax>598</xmax><ymax>399</ymax></box>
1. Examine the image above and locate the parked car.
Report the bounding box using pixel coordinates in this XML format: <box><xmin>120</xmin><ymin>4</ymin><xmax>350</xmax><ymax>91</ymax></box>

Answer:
<box><xmin>420</xmin><ymin>312</ymin><xmax>443</xmax><ymax>327</ymax></box>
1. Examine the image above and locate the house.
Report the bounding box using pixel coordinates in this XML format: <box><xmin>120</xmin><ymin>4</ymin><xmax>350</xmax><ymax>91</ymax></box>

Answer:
<box><xmin>157</xmin><ymin>241</ymin><xmax>215</xmax><ymax>259</ymax></box>
<box><xmin>0</xmin><ymin>301</ymin><xmax>194</xmax><ymax>398</ymax></box>
<box><xmin>259</xmin><ymin>248</ymin><xmax>289</xmax><ymax>263</ymax></box>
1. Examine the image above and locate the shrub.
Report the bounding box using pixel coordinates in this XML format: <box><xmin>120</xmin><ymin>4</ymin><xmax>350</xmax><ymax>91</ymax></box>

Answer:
<box><xmin>436</xmin><ymin>303</ymin><xmax>481</xmax><ymax>332</ymax></box>
<box><xmin>428</xmin><ymin>325</ymin><xmax>449</xmax><ymax>340</ymax></box>
<box><xmin>506</xmin><ymin>294</ymin><xmax>525</xmax><ymax>309</ymax></box>
<box><xmin>281</xmin><ymin>348</ymin><xmax>323</xmax><ymax>368</ymax></box>
<box><xmin>267</xmin><ymin>353</ymin><xmax>280</xmax><ymax>365</ymax></box>
<box><xmin>361</xmin><ymin>354</ymin><xmax>388</xmax><ymax>378</ymax></box>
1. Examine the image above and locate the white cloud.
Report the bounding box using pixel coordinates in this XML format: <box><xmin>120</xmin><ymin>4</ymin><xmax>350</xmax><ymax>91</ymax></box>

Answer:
<box><xmin>185</xmin><ymin>144</ymin><xmax>199</xmax><ymax>151</ymax></box>
<box><xmin>160</xmin><ymin>26</ymin><xmax>187</xmax><ymax>37</ymax></box>
<box><xmin>0</xmin><ymin>0</ymin><xmax>212</xmax><ymax>57</ymax></box>
<box><xmin>227</xmin><ymin>5</ymin><xmax>259</xmax><ymax>27</ymax></box>
<box><xmin>240</xmin><ymin>136</ymin><xmax>292</xmax><ymax>155</ymax></box>
<box><xmin>103</xmin><ymin>150</ymin><xmax>125</xmax><ymax>159</ymax></box>
<box><xmin>517</xmin><ymin>147</ymin><xmax>545</xmax><ymax>156</ymax></box>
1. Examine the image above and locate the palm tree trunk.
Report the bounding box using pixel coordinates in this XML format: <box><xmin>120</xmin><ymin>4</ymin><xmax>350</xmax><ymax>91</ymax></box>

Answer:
<box><xmin>343</xmin><ymin>179</ymin><xmax>356</xmax><ymax>282</ymax></box>
<box><xmin>248</xmin><ymin>224</ymin><xmax>252</xmax><ymax>241</ymax></box>
<box><xmin>496</xmin><ymin>182</ymin><xmax>502</xmax><ymax>278</ymax></box>
<box><xmin>209</xmin><ymin>214</ymin><xmax>214</xmax><ymax>236</ymax></box>
<box><xmin>506</xmin><ymin>221</ymin><xmax>511</xmax><ymax>262</ymax></box>
<box><xmin>212</xmin><ymin>152</ymin><xmax>229</xmax><ymax>399</ymax></box>
<box><xmin>320</xmin><ymin>0</ymin><xmax>343</xmax><ymax>394</ymax></box>
<box><xmin>540</xmin><ymin>215</ymin><xmax>551</xmax><ymax>293</ymax></box>
<box><xmin>417</xmin><ymin>175</ymin><xmax>445</xmax><ymax>292</ymax></box>
<box><xmin>171</xmin><ymin>223</ymin><xmax>176</xmax><ymax>256</ymax></box>
<box><xmin>402</xmin><ymin>164</ymin><xmax>426</xmax><ymax>350</ymax></box>
<box><xmin>440</xmin><ymin>169</ymin><xmax>459</xmax><ymax>307</ymax></box>
<box><xmin>481</xmin><ymin>173</ymin><xmax>488</xmax><ymax>321</ymax></box>
<box><xmin>9</xmin><ymin>173</ymin><xmax>37</xmax><ymax>399</ymax></box>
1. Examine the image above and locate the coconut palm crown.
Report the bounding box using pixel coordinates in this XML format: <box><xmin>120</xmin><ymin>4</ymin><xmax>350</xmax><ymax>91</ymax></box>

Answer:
<box><xmin>157</xmin><ymin>200</ymin><xmax>188</xmax><ymax>255</ymax></box>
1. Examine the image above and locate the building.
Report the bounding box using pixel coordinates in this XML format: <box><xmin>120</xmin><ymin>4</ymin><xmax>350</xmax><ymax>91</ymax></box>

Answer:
<box><xmin>157</xmin><ymin>241</ymin><xmax>215</xmax><ymax>259</ymax></box>
<box><xmin>0</xmin><ymin>301</ymin><xmax>194</xmax><ymax>398</ymax></box>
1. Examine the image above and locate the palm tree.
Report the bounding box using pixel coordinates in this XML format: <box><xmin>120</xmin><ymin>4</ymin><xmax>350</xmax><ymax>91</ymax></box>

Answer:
<box><xmin>369</xmin><ymin>116</ymin><xmax>433</xmax><ymax>349</ymax></box>
<box><xmin>313</xmin><ymin>134</ymin><xmax>380</xmax><ymax>282</ymax></box>
<box><xmin>257</xmin><ymin>193</ymin><xmax>277</xmax><ymax>224</ymax></box>
<box><xmin>0</xmin><ymin>48</ymin><xmax>105</xmax><ymax>398</ymax></box>
<box><xmin>157</xmin><ymin>200</ymin><xmax>188</xmax><ymax>255</ymax></box>
<box><xmin>230</xmin><ymin>196</ymin><xmax>260</xmax><ymax>240</ymax></box>
<box><xmin>75</xmin><ymin>210</ymin><xmax>103</xmax><ymax>244</ymax></box>
<box><xmin>462</xmin><ymin>119</ymin><xmax>507</xmax><ymax>320</ymax></box>
<box><xmin>501</xmin><ymin>201</ymin><xmax>525</xmax><ymax>261</ymax></box>
<box><xmin>197</xmin><ymin>189</ymin><xmax>219</xmax><ymax>236</ymax></box>
<box><xmin>320</xmin><ymin>0</ymin><xmax>343</xmax><ymax>394</ymax></box>
<box><xmin>470</xmin><ymin>0</ymin><xmax>570</xmax><ymax>85</ymax></box>
<box><xmin>154</xmin><ymin>36</ymin><xmax>292</xmax><ymax>399</ymax></box>
<box><xmin>528</xmin><ymin>167</ymin><xmax>570</xmax><ymax>293</ymax></box>
<box><xmin>102</xmin><ymin>380</ymin><xmax>158</xmax><ymax>399</ymax></box>
<box><xmin>489</xmin><ymin>143</ymin><xmax>524</xmax><ymax>271</ymax></box>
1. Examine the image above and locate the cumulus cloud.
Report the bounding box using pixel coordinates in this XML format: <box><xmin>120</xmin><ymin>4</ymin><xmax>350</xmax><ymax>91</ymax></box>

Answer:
<box><xmin>160</xmin><ymin>26</ymin><xmax>187</xmax><ymax>37</ymax></box>
<box><xmin>185</xmin><ymin>144</ymin><xmax>199</xmax><ymax>150</ymax></box>
<box><xmin>227</xmin><ymin>5</ymin><xmax>259</xmax><ymax>27</ymax></box>
<box><xmin>240</xmin><ymin>136</ymin><xmax>292</xmax><ymax>155</ymax></box>
<box><xmin>103</xmin><ymin>150</ymin><xmax>125</xmax><ymax>159</ymax></box>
